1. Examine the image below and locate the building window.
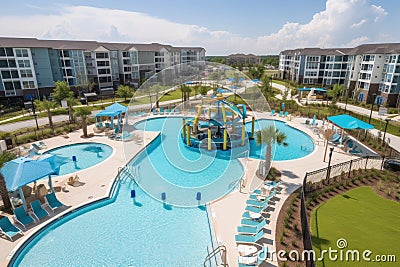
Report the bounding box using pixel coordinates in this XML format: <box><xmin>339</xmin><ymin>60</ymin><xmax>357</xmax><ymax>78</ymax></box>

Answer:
<box><xmin>22</xmin><ymin>81</ymin><xmax>35</xmax><ymax>89</ymax></box>
<box><xmin>18</xmin><ymin>60</ymin><xmax>31</xmax><ymax>68</ymax></box>
<box><xmin>15</xmin><ymin>49</ymin><xmax>29</xmax><ymax>58</ymax></box>
<box><xmin>20</xmin><ymin>69</ymin><xmax>33</xmax><ymax>78</ymax></box>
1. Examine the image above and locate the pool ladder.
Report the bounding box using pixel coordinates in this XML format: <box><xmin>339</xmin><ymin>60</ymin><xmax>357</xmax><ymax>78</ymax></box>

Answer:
<box><xmin>203</xmin><ymin>244</ymin><xmax>227</xmax><ymax>267</ymax></box>
<box><xmin>117</xmin><ymin>166</ymin><xmax>136</xmax><ymax>183</ymax></box>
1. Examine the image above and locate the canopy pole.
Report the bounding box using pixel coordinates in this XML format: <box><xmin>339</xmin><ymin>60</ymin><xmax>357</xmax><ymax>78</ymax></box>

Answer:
<box><xmin>48</xmin><ymin>175</ymin><xmax>54</xmax><ymax>193</ymax></box>
<box><xmin>18</xmin><ymin>187</ymin><xmax>28</xmax><ymax>210</ymax></box>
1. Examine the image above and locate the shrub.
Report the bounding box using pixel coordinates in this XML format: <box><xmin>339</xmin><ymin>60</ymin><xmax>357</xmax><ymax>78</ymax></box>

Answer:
<box><xmin>279</xmin><ymin>233</ymin><xmax>285</xmax><ymax>245</ymax></box>
<box><xmin>291</xmin><ymin>240</ymin><xmax>297</xmax><ymax>247</ymax></box>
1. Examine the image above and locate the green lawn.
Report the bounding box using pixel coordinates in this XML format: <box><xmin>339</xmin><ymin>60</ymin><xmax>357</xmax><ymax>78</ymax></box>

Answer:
<box><xmin>311</xmin><ymin>186</ymin><xmax>400</xmax><ymax>267</ymax></box>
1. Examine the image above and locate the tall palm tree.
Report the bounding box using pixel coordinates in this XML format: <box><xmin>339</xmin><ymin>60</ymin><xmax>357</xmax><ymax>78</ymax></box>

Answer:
<box><xmin>66</xmin><ymin>96</ymin><xmax>79</xmax><ymax>123</ymax></box>
<box><xmin>256</xmin><ymin>126</ymin><xmax>288</xmax><ymax>175</ymax></box>
<box><xmin>0</xmin><ymin>151</ymin><xmax>16</xmax><ymax>211</ymax></box>
<box><xmin>34</xmin><ymin>99</ymin><xmax>58</xmax><ymax>129</ymax></box>
<box><xmin>74</xmin><ymin>107</ymin><xmax>92</xmax><ymax>137</ymax></box>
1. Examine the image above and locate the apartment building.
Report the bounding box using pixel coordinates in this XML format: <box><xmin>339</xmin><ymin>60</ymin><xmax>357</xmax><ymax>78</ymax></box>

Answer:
<box><xmin>226</xmin><ymin>53</ymin><xmax>261</xmax><ymax>66</ymax></box>
<box><xmin>0</xmin><ymin>37</ymin><xmax>205</xmax><ymax>102</ymax></box>
<box><xmin>279</xmin><ymin>43</ymin><xmax>400</xmax><ymax>107</ymax></box>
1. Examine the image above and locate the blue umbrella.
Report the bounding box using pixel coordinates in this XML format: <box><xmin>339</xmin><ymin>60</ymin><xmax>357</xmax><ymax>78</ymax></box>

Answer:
<box><xmin>1</xmin><ymin>157</ymin><xmax>57</xmax><ymax>209</ymax></box>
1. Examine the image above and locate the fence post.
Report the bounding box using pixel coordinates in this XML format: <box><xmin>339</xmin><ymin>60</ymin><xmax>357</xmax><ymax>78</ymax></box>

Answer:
<box><xmin>364</xmin><ymin>156</ymin><xmax>369</xmax><ymax>170</ymax></box>
<box><xmin>381</xmin><ymin>156</ymin><xmax>385</xmax><ymax>170</ymax></box>
<box><xmin>348</xmin><ymin>159</ymin><xmax>353</xmax><ymax>178</ymax></box>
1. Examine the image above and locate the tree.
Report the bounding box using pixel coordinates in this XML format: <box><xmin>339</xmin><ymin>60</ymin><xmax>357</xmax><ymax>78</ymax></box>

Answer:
<box><xmin>199</xmin><ymin>85</ymin><xmax>209</xmax><ymax>96</ymax></box>
<box><xmin>51</xmin><ymin>81</ymin><xmax>74</xmax><ymax>104</ymax></box>
<box><xmin>65</xmin><ymin>96</ymin><xmax>79</xmax><ymax>123</ymax></box>
<box><xmin>179</xmin><ymin>84</ymin><xmax>192</xmax><ymax>102</ymax></box>
<box><xmin>74</xmin><ymin>107</ymin><xmax>92</xmax><ymax>137</ymax></box>
<box><xmin>116</xmin><ymin>85</ymin><xmax>134</xmax><ymax>102</ymax></box>
<box><xmin>34</xmin><ymin>99</ymin><xmax>58</xmax><ymax>129</ymax></box>
<box><xmin>327</xmin><ymin>83</ymin><xmax>345</xmax><ymax>105</ymax></box>
<box><xmin>0</xmin><ymin>151</ymin><xmax>17</xmax><ymax>211</ymax></box>
<box><xmin>256</xmin><ymin>126</ymin><xmax>288</xmax><ymax>175</ymax></box>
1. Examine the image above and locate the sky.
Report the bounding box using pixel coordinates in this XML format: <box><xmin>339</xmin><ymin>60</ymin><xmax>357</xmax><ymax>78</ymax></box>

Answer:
<box><xmin>0</xmin><ymin>0</ymin><xmax>398</xmax><ymax>55</ymax></box>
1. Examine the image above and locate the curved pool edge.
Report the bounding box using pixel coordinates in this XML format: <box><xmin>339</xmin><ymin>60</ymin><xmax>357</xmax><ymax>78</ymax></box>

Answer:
<box><xmin>6</xmin><ymin>135</ymin><xmax>160</xmax><ymax>266</ymax></box>
<box><xmin>7</xmin><ymin>131</ymin><xmax>218</xmax><ymax>267</ymax></box>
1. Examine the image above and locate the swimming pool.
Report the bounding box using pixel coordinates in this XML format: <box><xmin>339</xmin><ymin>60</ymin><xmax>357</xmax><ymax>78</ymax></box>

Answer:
<box><xmin>12</xmin><ymin>179</ymin><xmax>212</xmax><ymax>266</ymax></box>
<box><xmin>133</xmin><ymin>117</ymin><xmax>245</xmax><ymax>206</ymax></box>
<box><xmin>44</xmin><ymin>143</ymin><xmax>113</xmax><ymax>176</ymax></box>
<box><xmin>246</xmin><ymin>119</ymin><xmax>315</xmax><ymax>161</ymax></box>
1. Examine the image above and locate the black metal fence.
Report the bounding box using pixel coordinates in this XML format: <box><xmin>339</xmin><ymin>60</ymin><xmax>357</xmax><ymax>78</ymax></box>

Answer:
<box><xmin>300</xmin><ymin>155</ymin><xmax>384</xmax><ymax>266</ymax></box>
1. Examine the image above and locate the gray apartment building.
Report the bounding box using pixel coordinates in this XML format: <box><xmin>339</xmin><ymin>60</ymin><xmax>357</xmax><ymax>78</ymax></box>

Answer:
<box><xmin>279</xmin><ymin>43</ymin><xmax>400</xmax><ymax>107</ymax></box>
<box><xmin>226</xmin><ymin>53</ymin><xmax>261</xmax><ymax>66</ymax></box>
<box><xmin>0</xmin><ymin>37</ymin><xmax>205</xmax><ymax>102</ymax></box>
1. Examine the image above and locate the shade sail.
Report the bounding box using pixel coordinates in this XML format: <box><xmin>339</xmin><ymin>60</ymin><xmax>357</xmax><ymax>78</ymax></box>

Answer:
<box><xmin>298</xmin><ymin>87</ymin><xmax>327</xmax><ymax>92</ymax></box>
<box><xmin>36</xmin><ymin>154</ymin><xmax>69</xmax><ymax>175</ymax></box>
<box><xmin>328</xmin><ymin>114</ymin><xmax>374</xmax><ymax>130</ymax></box>
<box><xmin>95</xmin><ymin>109</ymin><xmax>120</xmax><ymax>117</ymax></box>
<box><xmin>1</xmin><ymin>157</ymin><xmax>56</xmax><ymax>191</ymax></box>
<box><xmin>105</xmin><ymin>103</ymin><xmax>128</xmax><ymax>113</ymax></box>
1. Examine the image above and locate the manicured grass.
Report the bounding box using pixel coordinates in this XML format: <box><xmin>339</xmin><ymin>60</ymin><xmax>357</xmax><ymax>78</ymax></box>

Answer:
<box><xmin>311</xmin><ymin>186</ymin><xmax>400</xmax><ymax>267</ymax></box>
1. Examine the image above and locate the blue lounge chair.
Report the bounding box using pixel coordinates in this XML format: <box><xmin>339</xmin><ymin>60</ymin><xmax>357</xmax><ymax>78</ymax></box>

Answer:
<box><xmin>246</xmin><ymin>198</ymin><xmax>269</xmax><ymax>209</ymax></box>
<box><xmin>265</xmin><ymin>181</ymin><xmax>281</xmax><ymax>187</ymax></box>
<box><xmin>152</xmin><ymin>108</ymin><xmax>158</xmax><ymax>115</ymax></box>
<box><xmin>245</xmin><ymin>205</ymin><xmax>264</xmax><ymax>214</ymax></box>
<box><xmin>30</xmin><ymin>200</ymin><xmax>49</xmax><ymax>221</ymax></box>
<box><xmin>38</xmin><ymin>141</ymin><xmax>47</xmax><ymax>148</ymax></box>
<box><xmin>174</xmin><ymin>109</ymin><xmax>180</xmax><ymax>114</ymax></box>
<box><xmin>45</xmin><ymin>192</ymin><xmax>64</xmax><ymax>212</ymax></box>
<box><xmin>284</xmin><ymin>111</ymin><xmax>289</xmax><ymax>117</ymax></box>
<box><xmin>237</xmin><ymin>220</ymin><xmax>266</xmax><ymax>235</ymax></box>
<box><xmin>329</xmin><ymin>133</ymin><xmax>340</xmax><ymax>143</ymax></box>
<box><xmin>242</xmin><ymin>212</ymin><xmax>263</xmax><ymax>221</ymax></box>
<box><xmin>235</xmin><ymin>229</ymin><xmax>264</xmax><ymax>243</ymax></box>
<box><xmin>165</xmin><ymin>109</ymin><xmax>170</xmax><ymax>114</ymax></box>
<box><xmin>241</xmin><ymin>218</ymin><xmax>264</xmax><ymax>227</ymax></box>
<box><xmin>13</xmin><ymin>206</ymin><xmax>35</xmax><ymax>229</ymax></box>
<box><xmin>270</xmin><ymin>110</ymin><xmax>275</xmax><ymax>116</ymax></box>
<box><xmin>159</xmin><ymin>108</ymin><xmax>164</xmax><ymax>114</ymax></box>
<box><xmin>0</xmin><ymin>217</ymin><xmax>23</xmax><ymax>241</ymax></box>
<box><xmin>279</xmin><ymin>111</ymin><xmax>284</xmax><ymax>117</ymax></box>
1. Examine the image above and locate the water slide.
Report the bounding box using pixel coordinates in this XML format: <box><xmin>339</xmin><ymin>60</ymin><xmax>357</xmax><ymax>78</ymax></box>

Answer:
<box><xmin>220</xmin><ymin>100</ymin><xmax>246</xmax><ymax>119</ymax></box>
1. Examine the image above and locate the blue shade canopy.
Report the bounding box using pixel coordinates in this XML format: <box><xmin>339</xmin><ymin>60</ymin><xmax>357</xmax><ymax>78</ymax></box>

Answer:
<box><xmin>298</xmin><ymin>87</ymin><xmax>327</xmax><ymax>92</ymax></box>
<box><xmin>95</xmin><ymin>109</ymin><xmax>120</xmax><ymax>117</ymax></box>
<box><xmin>36</xmin><ymin>154</ymin><xmax>69</xmax><ymax>175</ymax></box>
<box><xmin>252</xmin><ymin>79</ymin><xmax>261</xmax><ymax>83</ymax></box>
<box><xmin>105</xmin><ymin>103</ymin><xmax>128</xmax><ymax>114</ymax></box>
<box><xmin>1</xmin><ymin>157</ymin><xmax>56</xmax><ymax>191</ymax></box>
<box><xmin>328</xmin><ymin>114</ymin><xmax>374</xmax><ymax>130</ymax></box>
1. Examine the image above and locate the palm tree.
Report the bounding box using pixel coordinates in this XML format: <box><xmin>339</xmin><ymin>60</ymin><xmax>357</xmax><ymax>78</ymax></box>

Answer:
<box><xmin>0</xmin><ymin>151</ymin><xmax>17</xmax><ymax>211</ymax></box>
<box><xmin>327</xmin><ymin>83</ymin><xmax>345</xmax><ymax>105</ymax></box>
<box><xmin>256</xmin><ymin>126</ymin><xmax>288</xmax><ymax>175</ymax></box>
<box><xmin>66</xmin><ymin>96</ymin><xmax>79</xmax><ymax>123</ymax></box>
<box><xmin>34</xmin><ymin>99</ymin><xmax>58</xmax><ymax>129</ymax></box>
<box><xmin>74</xmin><ymin>107</ymin><xmax>92</xmax><ymax>137</ymax></box>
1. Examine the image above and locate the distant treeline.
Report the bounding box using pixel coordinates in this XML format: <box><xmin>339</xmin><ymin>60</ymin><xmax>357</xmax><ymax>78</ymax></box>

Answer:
<box><xmin>206</xmin><ymin>55</ymin><xmax>279</xmax><ymax>67</ymax></box>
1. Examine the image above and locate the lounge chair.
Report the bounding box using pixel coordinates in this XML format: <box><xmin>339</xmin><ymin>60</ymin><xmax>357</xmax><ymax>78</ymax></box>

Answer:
<box><xmin>159</xmin><ymin>108</ymin><xmax>164</xmax><ymax>115</ymax></box>
<box><xmin>265</xmin><ymin>181</ymin><xmax>281</xmax><ymax>188</ymax></box>
<box><xmin>246</xmin><ymin>198</ymin><xmax>269</xmax><ymax>209</ymax></box>
<box><xmin>237</xmin><ymin>220</ymin><xmax>267</xmax><ymax>235</ymax></box>
<box><xmin>279</xmin><ymin>111</ymin><xmax>283</xmax><ymax>117</ymax></box>
<box><xmin>30</xmin><ymin>200</ymin><xmax>49</xmax><ymax>221</ymax></box>
<box><xmin>242</xmin><ymin>212</ymin><xmax>263</xmax><ymax>221</ymax></box>
<box><xmin>245</xmin><ymin>205</ymin><xmax>264</xmax><ymax>214</ymax></box>
<box><xmin>0</xmin><ymin>217</ymin><xmax>23</xmax><ymax>241</ymax></box>
<box><xmin>238</xmin><ymin>246</ymin><xmax>267</xmax><ymax>267</ymax></box>
<box><xmin>44</xmin><ymin>192</ymin><xmax>64</xmax><ymax>212</ymax></box>
<box><xmin>165</xmin><ymin>109</ymin><xmax>171</xmax><ymax>114</ymax></box>
<box><xmin>270</xmin><ymin>110</ymin><xmax>275</xmax><ymax>116</ymax></box>
<box><xmin>235</xmin><ymin>229</ymin><xmax>264</xmax><ymax>243</ymax></box>
<box><xmin>284</xmin><ymin>111</ymin><xmax>289</xmax><ymax>117</ymax></box>
<box><xmin>13</xmin><ymin>206</ymin><xmax>35</xmax><ymax>229</ymax></box>
<box><xmin>241</xmin><ymin>218</ymin><xmax>268</xmax><ymax>227</ymax></box>
<box><xmin>329</xmin><ymin>133</ymin><xmax>341</xmax><ymax>144</ymax></box>
<box><xmin>38</xmin><ymin>141</ymin><xmax>47</xmax><ymax>148</ymax></box>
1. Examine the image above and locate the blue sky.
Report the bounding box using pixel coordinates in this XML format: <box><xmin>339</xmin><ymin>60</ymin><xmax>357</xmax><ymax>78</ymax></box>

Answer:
<box><xmin>0</xmin><ymin>0</ymin><xmax>398</xmax><ymax>55</ymax></box>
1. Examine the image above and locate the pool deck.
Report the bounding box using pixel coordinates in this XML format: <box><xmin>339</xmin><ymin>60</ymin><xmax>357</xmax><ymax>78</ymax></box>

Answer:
<box><xmin>0</xmin><ymin>123</ymin><xmax>159</xmax><ymax>266</ymax></box>
<box><xmin>0</xmin><ymin>113</ymin><xmax>361</xmax><ymax>267</ymax></box>
<box><xmin>209</xmin><ymin>112</ymin><xmax>360</xmax><ymax>267</ymax></box>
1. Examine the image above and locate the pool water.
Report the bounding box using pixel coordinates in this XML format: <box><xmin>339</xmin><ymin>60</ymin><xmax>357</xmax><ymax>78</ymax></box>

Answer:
<box><xmin>246</xmin><ymin>119</ymin><xmax>315</xmax><ymax>161</ymax></box>
<box><xmin>133</xmin><ymin>117</ymin><xmax>244</xmax><ymax>206</ymax></box>
<box><xmin>13</xmin><ymin>180</ymin><xmax>211</xmax><ymax>267</ymax></box>
<box><xmin>44</xmin><ymin>143</ymin><xmax>113</xmax><ymax>176</ymax></box>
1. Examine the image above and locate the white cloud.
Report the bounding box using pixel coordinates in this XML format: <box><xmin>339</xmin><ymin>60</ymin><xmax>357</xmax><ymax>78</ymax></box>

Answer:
<box><xmin>0</xmin><ymin>1</ymin><xmax>391</xmax><ymax>55</ymax></box>
<box><xmin>351</xmin><ymin>19</ymin><xmax>367</xmax><ymax>29</ymax></box>
<box><xmin>346</xmin><ymin>36</ymin><xmax>369</xmax><ymax>47</ymax></box>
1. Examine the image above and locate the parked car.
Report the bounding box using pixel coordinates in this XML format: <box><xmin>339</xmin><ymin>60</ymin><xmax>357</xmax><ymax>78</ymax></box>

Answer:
<box><xmin>383</xmin><ymin>158</ymin><xmax>400</xmax><ymax>172</ymax></box>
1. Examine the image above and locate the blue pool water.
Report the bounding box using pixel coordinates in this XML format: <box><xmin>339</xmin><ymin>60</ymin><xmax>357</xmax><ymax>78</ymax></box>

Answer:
<box><xmin>44</xmin><ymin>143</ymin><xmax>113</xmax><ymax>175</ymax></box>
<box><xmin>13</xmin><ymin>181</ymin><xmax>211</xmax><ymax>266</ymax></box>
<box><xmin>246</xmin><ymin>119</ymin><xmax>314</xmax><ymax>161</ymax></box>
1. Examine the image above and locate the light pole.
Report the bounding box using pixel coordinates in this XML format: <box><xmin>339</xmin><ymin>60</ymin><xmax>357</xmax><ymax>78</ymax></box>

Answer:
<box><xmin>31</xmin><ymin>98</ymin><xmax>39</xmax><ymax>130</ymax></box>
<box><xmin>368</xmin><ymin>93</ymin><xmax>377</xmax><ymax>124</ymax></box>
<box><xmin>326</xmin><ymin>147</ymin><xmax>334</xmax><ymax>180</ymax></box>
<box><xmin>382</xmin><ymin>118</ymin><xmax>391</xmax><ymax>146</ymax></box>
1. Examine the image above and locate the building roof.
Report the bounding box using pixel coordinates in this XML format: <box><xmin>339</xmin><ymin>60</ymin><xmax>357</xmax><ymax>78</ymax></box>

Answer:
<box><xmin>281</xmin><ymin>43</ymin><xmax>400</xmax><ymax>56</ymax></box>
<box><xmin>0</xmin><ymin>37</ymin><xmax>205</xmax><ymax>52</ymax></box>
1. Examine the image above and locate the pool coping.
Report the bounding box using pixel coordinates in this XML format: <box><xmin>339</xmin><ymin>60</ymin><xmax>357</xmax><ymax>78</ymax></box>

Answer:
<box><xmin>5</xmin><ymin>130</ymin><xmax>161</xmax><ymax>266</ymax></box>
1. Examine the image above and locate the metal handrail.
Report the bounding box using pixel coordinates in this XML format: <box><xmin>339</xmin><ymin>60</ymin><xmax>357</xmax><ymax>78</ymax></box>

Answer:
<box><xmin>203</xmin><ymin>244</ymin><xmax>227</xmax><ymax>267</ymax></box>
